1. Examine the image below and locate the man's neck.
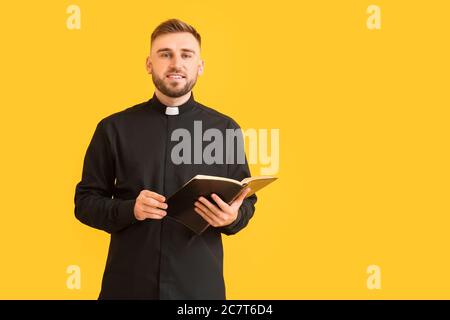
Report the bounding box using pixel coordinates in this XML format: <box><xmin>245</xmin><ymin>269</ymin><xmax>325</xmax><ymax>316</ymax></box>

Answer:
<box><xmin>155</xmin><ymin>90</ymin><xmax>192</xmax><ymax>107</ymax></box>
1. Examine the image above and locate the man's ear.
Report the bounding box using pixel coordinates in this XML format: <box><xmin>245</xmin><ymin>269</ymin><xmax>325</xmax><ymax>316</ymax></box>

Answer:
<box><xmin>146</xmin><ymin>56</ymin><xmax>152</xmax><ymax>74</ymax></box>
<box><xmin>198</xmin><ymin>60</ymin><xmax>205</xmax><ymax>76</ymax></box>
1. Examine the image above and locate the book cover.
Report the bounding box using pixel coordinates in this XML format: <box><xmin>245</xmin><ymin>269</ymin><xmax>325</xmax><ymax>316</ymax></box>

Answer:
<box><xmin>166</xmin><ymin>175</ymin><xmax>277</xmax><ymax>234</ymax></box>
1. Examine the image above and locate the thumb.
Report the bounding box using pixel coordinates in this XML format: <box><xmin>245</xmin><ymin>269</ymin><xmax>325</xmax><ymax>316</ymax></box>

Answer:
<box><xmin>233</xmin><ymin>188</ymin><xmax>251</xmax><ymax>207</ymax></box>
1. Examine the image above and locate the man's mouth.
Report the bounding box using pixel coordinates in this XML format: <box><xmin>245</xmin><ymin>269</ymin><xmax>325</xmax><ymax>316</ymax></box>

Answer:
<box><xmin>166</xmin><ymin>73</ymin><xmax>186</xmax><ymax>80</ymax></box>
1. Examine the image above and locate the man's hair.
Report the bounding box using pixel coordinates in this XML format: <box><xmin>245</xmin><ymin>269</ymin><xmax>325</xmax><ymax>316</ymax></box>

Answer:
<box><xmin>151</xmin><ymin>19</ymin><xmax>201</xmax><ymax>47</ymax></box>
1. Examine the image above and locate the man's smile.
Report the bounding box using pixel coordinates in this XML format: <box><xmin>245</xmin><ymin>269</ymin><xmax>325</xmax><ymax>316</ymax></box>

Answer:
<box><xmin>166</xmin><ymin>73</ymin><xmax>186</xmax><ymax>80</ymax></box>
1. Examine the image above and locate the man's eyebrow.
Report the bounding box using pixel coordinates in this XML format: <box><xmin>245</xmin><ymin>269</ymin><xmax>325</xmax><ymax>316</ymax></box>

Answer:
<box><xmin>156</xmin><ymin>48</ymin><xmax>172</xmax><ymax>53</ymax></box>
<box><xmin>156</xmin><ymin>48</ymin><xmax>197</xmax><ymax>54</ymax></box>
<box><xmin>180</xmin><ymin>48</ymin><xmax>196</xmax><ymax>54</ymax></box>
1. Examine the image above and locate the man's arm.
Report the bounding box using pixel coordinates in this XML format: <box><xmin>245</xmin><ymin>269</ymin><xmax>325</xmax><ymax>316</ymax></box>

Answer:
<box><xmin>193</xmin><ymin>119</ymin><xmax>257</xmax><ymax>235</ymax></box>
<box><xmin>220</xmin><ymin>119</ymin><xmax>258</xmax><ymax>235</ymax></box>
<box><xmin>74</xmin><ymin>119</ymin><xmax>137</xmax><ymax>233</ymax></box>
<box><xmin>218</xmin><ymin>167</ymin><xmax>257</xmax><ymax>235</ymax></box>
<box><xmin>196</xmin><ymin>121</ymin><xmax>257</xmax><ymax>235</ymax></box>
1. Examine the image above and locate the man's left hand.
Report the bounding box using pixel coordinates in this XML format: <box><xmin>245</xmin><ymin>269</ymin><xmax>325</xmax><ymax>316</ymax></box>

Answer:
<box><xmin>194</xmin><ymin>188</ymin><xmax>251</xmax><ymax>227</ymax></box>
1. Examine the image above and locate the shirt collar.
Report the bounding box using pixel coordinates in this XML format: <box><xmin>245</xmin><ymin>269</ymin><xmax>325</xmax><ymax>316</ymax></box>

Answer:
<box><xmin>149</xmin><ymin>92</ymin><xmax>196</xmax><ymax>116</ymax></box>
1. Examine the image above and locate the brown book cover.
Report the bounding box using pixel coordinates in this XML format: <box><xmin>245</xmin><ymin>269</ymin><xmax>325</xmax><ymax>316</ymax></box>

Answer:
<box><xmin>166</xmin><ymin>175</ymin><xmax>277</xmax><ymax>234</ymax></box>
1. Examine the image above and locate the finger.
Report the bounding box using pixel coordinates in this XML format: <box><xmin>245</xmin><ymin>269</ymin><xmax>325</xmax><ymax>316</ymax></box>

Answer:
<box><xmin>141</xmin><ymin>206</ymin><xmax>166</xmax><ymax>217</ymax></box>
<box><xmin>232</xmin><ymin>188</ymin><xmax>251</xmax><ymax>206</ymax></box>
<box><xmin>211</xmin><ymin>193</ymin><xmax>229</xmax><ymax>212</ymax></box>
<box><xmin>158</xmin><ymin>202</ymin><xmax>168</xmax><ymax>210</ymax></box>
<box><xmin>142</xmin><ymin>197</ymin><xmax>168</xmax><ymax>210</ymax></box>
<box><xmin>195</xmin><ymin>201</ymin><xmax>224</xmax><ymax>223</ymax></box>
<box><xmin>238</xmin><ymin>188</ymin><xmax>251</xmax><ymax>201</ymax></box>
<box><xmin>198</xmin><ymin>196</ymin><xmax>221</xmax><ymax>216</ymax></box>
<box><xmin>142</xmin><ymin>190</ymin><xmax>166</xmax><ymax>203</ymax></box>
<box><xmin>194</xmin><ymin>207</ymin><xmax>215</xmax><ymax>226</ymax></box>
<box><xmin>194</xmin><ymin>201</ymin><xmax>212</xmax><ymax>216</ymax></box>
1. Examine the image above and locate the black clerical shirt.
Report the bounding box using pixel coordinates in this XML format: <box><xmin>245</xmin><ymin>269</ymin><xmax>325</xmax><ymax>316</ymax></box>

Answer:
<box><xmin>74</xmin><ymin>92</ymin><xmax>257</xmax><ymax>299</ymax></box>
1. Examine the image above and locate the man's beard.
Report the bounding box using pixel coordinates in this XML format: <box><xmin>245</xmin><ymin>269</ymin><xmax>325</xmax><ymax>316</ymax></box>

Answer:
<box><xmin>152</xmin><ymin>73</ymin><xmax>197</xmax><ymax>98</ymax></box>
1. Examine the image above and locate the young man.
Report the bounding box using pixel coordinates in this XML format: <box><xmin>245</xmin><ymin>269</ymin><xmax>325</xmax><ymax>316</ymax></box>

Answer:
<box><xmin>74</xmin><ymin>19</ymin><xmax>257</xmax><ymax>299</ymax></box>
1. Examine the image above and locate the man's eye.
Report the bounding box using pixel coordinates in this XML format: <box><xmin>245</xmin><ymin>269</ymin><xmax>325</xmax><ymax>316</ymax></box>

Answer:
<box><xmin>161</xmin><ymin>53</ymin><xmax>170</xmax><ymax>58</ymax></box>
<box><xmin>182</xmin><ymin>54</ymin><xmax>192</xmax><ymax>59</ymax></box>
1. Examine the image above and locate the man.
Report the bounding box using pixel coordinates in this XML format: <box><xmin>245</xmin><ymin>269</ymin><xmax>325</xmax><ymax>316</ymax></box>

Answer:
<box><xmin>74</xmin><ymin>19</ymin><xmax>257</xmax><ymax>299</ymax></box>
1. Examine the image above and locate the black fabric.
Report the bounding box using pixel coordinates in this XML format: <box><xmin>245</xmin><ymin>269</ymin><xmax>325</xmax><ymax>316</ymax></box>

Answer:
<box><xmin>74</xmin><ymin>92</ymin><xmax>257</xmax><ymax>299</ymax></box>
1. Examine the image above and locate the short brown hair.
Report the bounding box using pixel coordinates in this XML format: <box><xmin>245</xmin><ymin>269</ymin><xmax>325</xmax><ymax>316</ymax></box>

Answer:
<box><xmin>151</xmin><ymin>19</ymin><xmax>201</xmax><ymax>47</ymax></box>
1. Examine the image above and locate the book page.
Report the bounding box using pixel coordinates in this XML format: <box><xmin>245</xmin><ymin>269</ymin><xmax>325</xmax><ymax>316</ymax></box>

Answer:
<box><xmin>241</xmin><ymin>176</ymin><xmax>278</xmax><ymax>198</ymax></box>
<box><xmin>194</xmin><ymin>175</ymin><xmax>242</xmax><ymax>185</ymax></box>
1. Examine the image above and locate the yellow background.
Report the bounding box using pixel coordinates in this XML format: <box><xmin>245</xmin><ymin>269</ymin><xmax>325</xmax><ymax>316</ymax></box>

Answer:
<box><xmin>0</xmin><ymin>0</ymin><xmax>449</xmax><ymax>299</ymax></box>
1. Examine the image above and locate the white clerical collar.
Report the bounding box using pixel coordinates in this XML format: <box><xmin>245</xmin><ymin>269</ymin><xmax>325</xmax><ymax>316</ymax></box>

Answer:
<box><xmin>165</xmin><ymin>106</ymin><xmax>179</xmax><ymax>116</ymax></box>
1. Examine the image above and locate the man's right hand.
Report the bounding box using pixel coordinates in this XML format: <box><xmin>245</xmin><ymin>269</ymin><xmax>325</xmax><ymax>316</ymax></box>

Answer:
<box><xmin>134</xmin><ymin>190</ymin><xmax>168</xmax><ymax>221</ymax></box>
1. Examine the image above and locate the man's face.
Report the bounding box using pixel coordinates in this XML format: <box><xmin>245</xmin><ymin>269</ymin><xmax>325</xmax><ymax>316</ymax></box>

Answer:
<box><xmin>146</xmin><ymin>32</ymin><xmax>204</xmax><ymax>98</ymax></box>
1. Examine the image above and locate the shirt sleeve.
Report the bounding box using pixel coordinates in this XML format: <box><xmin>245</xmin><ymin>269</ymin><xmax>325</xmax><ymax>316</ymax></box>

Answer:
<box><xmin>219</xmin><ymin>119</ymin><xmax>257</xmax><ymax>236</ymax></box>
<box><xmin>74</xmin><ymin>119</ymin><xmax>138</xmax><ymax>233</ymax></box>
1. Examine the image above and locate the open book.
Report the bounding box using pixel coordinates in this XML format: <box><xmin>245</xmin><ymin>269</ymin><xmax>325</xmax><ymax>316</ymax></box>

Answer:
<box><xmin>166</xmin><ymin>175</ymin><xmax>277</xmax><ymax>234</ymax></box>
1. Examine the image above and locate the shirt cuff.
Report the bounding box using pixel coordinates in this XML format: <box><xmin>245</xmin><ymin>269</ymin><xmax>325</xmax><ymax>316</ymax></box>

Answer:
<box><xmin>116</xmin><ymin>199</ymin><xmax>138</xmax><ymax>228</ymax></box>
<box><xmin>219</xmin><ymin>207</ymin><xmax>243</xmax><ymax>235</ymax></box>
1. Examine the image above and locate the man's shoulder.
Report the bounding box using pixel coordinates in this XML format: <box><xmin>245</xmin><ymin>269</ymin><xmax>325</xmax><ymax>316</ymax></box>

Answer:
<box><xmin>99</xmin><ymin>100</ymin><xmax>150</xmax><ymax>125</ymax></box>
<box><xmin>195</xmin><ymin>102</ymin><xmax>241</xmax><ymax>129</ymax></box>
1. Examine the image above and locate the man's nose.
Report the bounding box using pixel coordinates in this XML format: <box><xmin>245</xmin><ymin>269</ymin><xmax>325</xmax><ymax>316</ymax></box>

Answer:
<box><xmin>170</xmin><ymin>54</ymin><xmax>183</xmax><ymax>69</ymax></box>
